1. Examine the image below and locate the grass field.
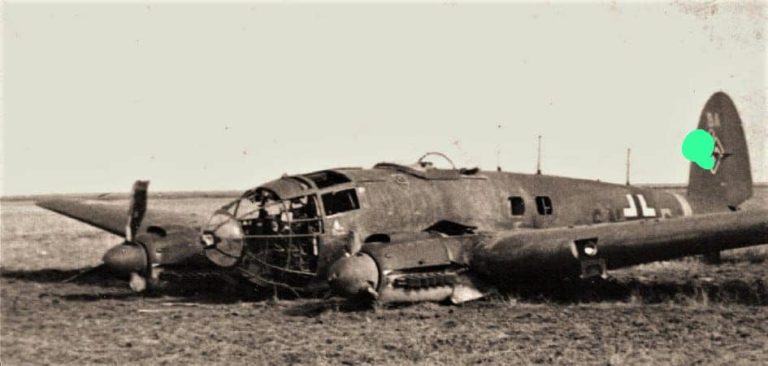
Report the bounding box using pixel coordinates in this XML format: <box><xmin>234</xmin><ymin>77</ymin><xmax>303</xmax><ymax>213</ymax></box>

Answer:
<box><xmin>2</xmin><ymin>195</ymin><xmax>767</xmax><ymax>365</ymax></box>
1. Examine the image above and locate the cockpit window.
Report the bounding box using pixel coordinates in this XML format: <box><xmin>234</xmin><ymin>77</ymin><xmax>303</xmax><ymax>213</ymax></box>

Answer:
<box><xmin>232</xmin><ymin>191</ymin><xmax>322</xmax><ymax>235</ymax></box>
<box><xmin>234</xmin><ymin>190</ymin><xmax>282</xmax><ymax>220</ymax></box>
<box><xmin>304</xmin><ymin>171</ymin><xmax>351</xmax><ymax>189</ymax></box>
<box><xmin>321</xmin><ymin>189</ymin><xmax>360</xmax><ymax>216</ymax></box>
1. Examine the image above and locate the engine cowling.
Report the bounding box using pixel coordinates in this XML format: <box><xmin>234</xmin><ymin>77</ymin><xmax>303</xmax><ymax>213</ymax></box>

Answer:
<box><xmin>328</xmin><ymin>235</ymin><xmax>486</xmax><ymax>303</ymax></box>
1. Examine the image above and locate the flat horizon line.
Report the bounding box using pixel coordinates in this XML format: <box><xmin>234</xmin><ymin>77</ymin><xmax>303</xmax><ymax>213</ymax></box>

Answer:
<box><xmin>4</xmin><ymin>182</ymin><xmax>768</xmax><ymax>202</ymax></box>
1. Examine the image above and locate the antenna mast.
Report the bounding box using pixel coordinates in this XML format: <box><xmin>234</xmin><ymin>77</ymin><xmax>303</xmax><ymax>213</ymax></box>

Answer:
<box><xmin>625</xmin><ymin>148</ymin><xmax>631</xmax><ymax>186</ymax></box>
<box><xmin>536</xmin><ymin>135</ymin><xmax>542</xmax><ymax>175</ymax></box>
<box><xmin>496</xmin><ymin>124</ymin><xmax>502</xmax><ymax>172</ymax></box>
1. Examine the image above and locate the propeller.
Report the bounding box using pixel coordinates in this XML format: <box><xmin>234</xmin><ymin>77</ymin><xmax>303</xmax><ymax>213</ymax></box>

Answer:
<box><xmin>102</xmin><ymin>180</ymin><xmax>154</xmax><ymax>292</ymax></box>
<box><xmin>126</xmin><ymin>181</ymin><xmax>153</xmax><ymax>291</ymax></box>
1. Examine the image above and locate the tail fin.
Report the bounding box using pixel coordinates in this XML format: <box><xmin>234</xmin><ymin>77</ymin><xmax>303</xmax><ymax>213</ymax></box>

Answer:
<box><xmin>687</xmin><ymin>92</ymin><xmax>752</xmax><ymax>209</ymax></box>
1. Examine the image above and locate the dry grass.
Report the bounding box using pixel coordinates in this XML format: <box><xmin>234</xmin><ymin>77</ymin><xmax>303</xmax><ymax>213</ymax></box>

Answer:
<box><xmin>2</xmin><ymin>198</ymin><xmax>767</xmax><ymax>365</ymax></box>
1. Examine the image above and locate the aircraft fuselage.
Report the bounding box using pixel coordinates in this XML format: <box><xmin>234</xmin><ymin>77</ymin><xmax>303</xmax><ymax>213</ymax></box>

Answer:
<box><xmin>205</xmin><ymin>162</ymin><xmax>728</xmax><ymax>292</ymax></box>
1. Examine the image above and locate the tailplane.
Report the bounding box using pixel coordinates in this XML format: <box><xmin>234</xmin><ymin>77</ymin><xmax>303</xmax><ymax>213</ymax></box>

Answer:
<box><xmin>687</xmin><ymin>92</ymin><xmax>752</xmax><ymax>209</ymax></box>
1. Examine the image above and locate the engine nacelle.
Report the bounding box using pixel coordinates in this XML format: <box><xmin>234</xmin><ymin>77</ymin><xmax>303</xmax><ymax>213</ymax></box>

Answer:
<box><xmin>328</xmin><ymin>235</ymin><xmax>486</xmax><ymax>303</ymax></box>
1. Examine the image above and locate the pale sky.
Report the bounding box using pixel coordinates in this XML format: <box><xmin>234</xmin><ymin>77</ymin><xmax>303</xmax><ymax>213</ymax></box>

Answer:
<box><xmin>2</xmin><ymin>2</ymin><xmax>766</xmax><ymax>196</ymax></box>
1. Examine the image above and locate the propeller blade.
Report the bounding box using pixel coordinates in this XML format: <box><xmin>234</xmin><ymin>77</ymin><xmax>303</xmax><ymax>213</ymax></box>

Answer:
<box><xmin>126</xmin><ymin>180</ymin><xmax>149</xmax><ymax>242</ymax></box>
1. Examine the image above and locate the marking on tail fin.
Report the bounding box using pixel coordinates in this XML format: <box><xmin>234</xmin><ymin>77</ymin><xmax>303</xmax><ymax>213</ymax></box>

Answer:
<box><xmin>708</xmin><ymin>130</ymin><xmax>731</xmax><ymax>175</ymax></box>
<box><xmin>682</xmin><ymin>129</ymin><xmax>716</xmax><ymax>170</ymax></box>
<box><xmin>706</xmin><ymin>111</ymin><xmax>721</xmax><ymax>129</ymax></box>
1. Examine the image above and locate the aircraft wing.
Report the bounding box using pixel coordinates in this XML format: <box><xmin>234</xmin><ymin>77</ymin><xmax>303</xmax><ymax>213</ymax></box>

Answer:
<box><xmin>36</xmin><ymin>199</ymin><xmax>203</xmax><ymax>237</ymax></box>
<box><xmin>328</xmin><ymin>210</ymin><xmax>767</xmax><ymax>303</ymax></box>
<box><xmin>470</xmin><ymin>209</ymin><xmax>768</xmax><ymax>282</ymax></box>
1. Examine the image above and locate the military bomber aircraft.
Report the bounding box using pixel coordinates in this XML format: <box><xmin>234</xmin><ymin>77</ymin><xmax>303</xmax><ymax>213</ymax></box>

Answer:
<box><xmin>38</xmin><ymin>92</ymin><xmax>768</xmax><ymax>303</ymax></box>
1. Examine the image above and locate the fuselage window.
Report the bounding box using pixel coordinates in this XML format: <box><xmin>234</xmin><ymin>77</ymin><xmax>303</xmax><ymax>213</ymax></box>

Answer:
<box><xmin>321</xmin><ymin>188</ymin><xmax>360</xmax><ymax>216</ymax></box>
<box><xmin>508</xmin><ymin>196</ymin><xmax>525</xmax><ymax>216</ymax></box>
<box><xmin>535</xmin><ymin>196</ymin><xmax>553</xmax><ymax>215</ymax></box>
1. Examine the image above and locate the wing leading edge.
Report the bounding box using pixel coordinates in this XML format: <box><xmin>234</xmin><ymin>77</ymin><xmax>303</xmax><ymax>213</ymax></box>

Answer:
<box><xmin>36</xmin><ymin>199</ymin><xmax>203</xmax><ymax>237</ymax></box>
<box><xmin>471</xmin><ymin>209</ymin><xmax>768</xmax><ymax>282</ymax></box>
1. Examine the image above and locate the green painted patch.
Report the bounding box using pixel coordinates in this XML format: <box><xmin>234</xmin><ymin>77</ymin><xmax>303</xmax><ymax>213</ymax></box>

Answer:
<box><xmin>682</xmin><ymin>129</ymin><xmax>715</xmax><ymax>170</ymax></box>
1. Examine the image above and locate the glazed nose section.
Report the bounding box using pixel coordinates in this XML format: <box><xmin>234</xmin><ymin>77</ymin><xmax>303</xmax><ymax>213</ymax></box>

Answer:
<box><xmin>327</xmin><ymin>253</ymin><xmax>379</xmax><ymax>299</ymax></box>
<box><xmin>102</xmin><ymin>244</ymin><xmax>148</xmax><ymax>275</ymax></box>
